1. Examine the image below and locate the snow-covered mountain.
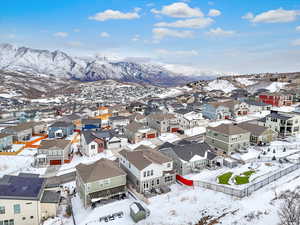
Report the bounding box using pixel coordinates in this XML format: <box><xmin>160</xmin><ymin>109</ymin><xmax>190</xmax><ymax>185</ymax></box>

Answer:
<box><xmin>0</xmin><ymin>43</ymin><xmax>219</xmax><ymax>86</ymax></box>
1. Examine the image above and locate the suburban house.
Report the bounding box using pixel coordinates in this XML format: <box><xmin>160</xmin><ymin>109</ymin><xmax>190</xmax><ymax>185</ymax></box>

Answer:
<box><xmin>257</xmin><ymin>111</ymin><xmax>300</xmax><ymax>137</ymax></box>
<box><xmin>35</xmin><ymin>139</ymin><xmax>72</xmax><ymax>166</ymax></box>
<box><xmin>202</xmin><ymin>100</ymin><xmax>249</xmax><ymax>120</ymax></box>
<box><xmin>48</xmin><ymin>121</ymin><xmax>75</xmax><ymax>139</ymax></box>
<box><xmin>146</xmin><ymin>113</ymin><xmax>180</xmax><ymax>134</ymax></box>
<box><xmin>206</xmin><ymin>124</ymin><xmax>251</xmax><ymax>154</ymax></box>
<box><xmin>174</xmin><ymin>109</ymin><xmax>208</xmax><ymax>130</ymax></box>
<box><xmin>125</xmin><ymin>121</ymin><xmax>157</xmax><ymax>144</ymax></box>
<box><xmin>0</xmin><ymin>134</ymin><xmax>13</xmax><ymax>152</ymax></box>
<box><xmin>158</xmin><ymin>142</ymin><xmax>221</xmax><ymax>175</ymax></box>
<box><xmin>109</xmin><ymin>116</ymin><xmax>130</xmax><ymax>129</ymax></box>
<box><xmin>258</xmin><ymin>92</ymin><xmax>293</xmax><ymax>107</ymax></box>
<box><xmin>81</xmin><ymin>118</ymin><xmax>102</xmax><ymax>131</ymax></box>
<box><xmin>59</xmin><ymin>113</ymin><xmax>82</xmax><ymax>128</ymax></box>
<box><xmin>127</xmin><ymin>102</ymin><xmax>148</xmax><ymax>113</ymax></box>
<box><xmin>244</xmin><ymin>100</ymin><xmax>271</xmax><ymax>113</ymax></box>
<box><xmin>80</xmin><ymin>130</ymin><xmax>105</xmax><ymax>157</ymax></box>
<box><xmin>236</xmin><ymin>122</ymin><xmax>278</xmax><ymax>145</ymax></box>
<box><xmin>0</xmin><ymin>174</ymin><xmax>60</xmax><ymax>225</ymax></box>
<box><xmin>1</xmin><ymin>123</ymin><xmax>33</xmax><ymax>142</ymax></box>
<box><xmin>118</xmin><ymin>148</ymin><xmax>175</xmax><ymax>193</ymax></box>
<box><xmin>76</xmin><ymin>159</ymin><xmax>127</xmax><ymax>208</ymax></box>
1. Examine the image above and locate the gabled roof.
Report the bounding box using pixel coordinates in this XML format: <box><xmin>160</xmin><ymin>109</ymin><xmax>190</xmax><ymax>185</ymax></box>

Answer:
<box><xmin>244</xmin><ymin>100</ymin><xmax>270</xmax><ymax>107</ymax></box>
<box><xmin>119</xmin><ymin>149</ymin><xmax>171</xmax><ymax>170</ymax></box>
<box><xmin>207</xmin><ymin>124</ymin><xmax>250</xmax><ymax>135</ymax></box>
<box><xmin>266</xmin><ymin>112</ymin><xmax>292</xmax><ymax>120</ymax></box>
<box><xmin>76</xmin><ymin>159</ymin><xmax>126</xmax><ymax>183</ymax></box>
<box><xmin>147</xmin><ymin>113</ymin><xmax>176</xmax><ymax>121</ymax></box>
<box><xmin>81</xmin><ymin>118</ymin><xmax>101</xmax><ymax>125</ymax></box>
<box><xmin>236</xmin><ymin>122</ymin><xmax>271</xmax><ymax>136</ymax></box>
<box><xmin>39</xmin><ymin>139</ymin><xmax>70</xmax><ymax>150</ymax></box>
<box><xmin>49</xmin><ymin>121</ymin><xmax>74</xmax><ymax>128</ymax></box>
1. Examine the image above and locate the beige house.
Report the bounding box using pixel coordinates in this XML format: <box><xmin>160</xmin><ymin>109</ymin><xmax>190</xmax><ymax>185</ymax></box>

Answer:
<box><xmin>146</xmin><ymin>113</ymin><xmax>180</xmax><ymax>134</ymax></box>
<box><xmin>125</xmin><ymin>121</ymin><xmax>157</xmax><ymax>144</ymax></box>
<box><xmin>76</xmin><ymin>158</ymin><xmax>127</xmax><ymax>208</ymax></box>
<box><xmin>0</xmin><ymin>174</ymin><xmax>60</xmax><ymax>225</ymax></box>
<box><xmin>206</xmin><ymin>124</ymin><xmax>250</xmax><ymax>154</ymax></box>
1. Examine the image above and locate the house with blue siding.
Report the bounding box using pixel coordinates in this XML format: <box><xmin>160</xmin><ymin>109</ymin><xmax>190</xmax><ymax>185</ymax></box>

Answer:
<box><xmin>81</xmin><ymin>118</ymin><xmax>101</xmax><ymax>131</ymax></box>
<box><xmin>48</xmin><ymin>121</ymin><xmax>75</xmax><ymax>139</ymax></box>
<box><xmin>0</xmin><ymin>134</ymin><xmax>13</xmax><ymax>151</ymax></box>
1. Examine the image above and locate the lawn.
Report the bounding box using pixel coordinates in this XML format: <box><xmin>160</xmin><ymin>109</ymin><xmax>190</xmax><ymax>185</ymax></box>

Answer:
<box><xmin>234</xmin><ymin>170</ymin><xmax>256</xmax><ymax>185</ymax></box>
<box><xmin>217</xmin><ymin>172</ymin><xmax>233</xmax><ymax>185</ymax></box>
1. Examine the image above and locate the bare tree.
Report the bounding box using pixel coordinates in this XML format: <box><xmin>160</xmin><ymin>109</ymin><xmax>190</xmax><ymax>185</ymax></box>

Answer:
<box><xmin>278</xmin><ymin>189</ymin><xmax>300</xmax><ymax>225</ymax></box>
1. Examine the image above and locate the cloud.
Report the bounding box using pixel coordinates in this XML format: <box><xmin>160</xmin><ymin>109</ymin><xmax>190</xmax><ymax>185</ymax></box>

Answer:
<box><xmin>89</xmin><ymin>9</ymin><xmax>140</xmax><ymax>21</ymax></box>
<box><xmin>152</xmin><ymin>28</ymin><xmax>194</xmax><ymax>40</ymax></box>
<box><xmin>53</xmin><ymin>32</ymin><xmax>68</xmax><ymax>38</ymax></box>
<box><xmin>100</xmin><ymin>32</ymin><xmax>110</xmax><ymax>38</ymax></box>
<box><xmin>205</xmin><ymin>27</ymin><xmax>236</xmax><ymax>37</ymax></box>
<box><xmin>66</xmin><ymin>41</ymin><xmax>83</xmax><ymax>47</ymax></box>
<box><xmin>208</xmin><ymin>9</ymin><xmax>221</xmax><ymax>17</ymax></box>
<box><xmin>151</xmin><ymin>2</ymin><xmax>203</xmax><ymax>18</ymax></box>
<box><xmin>242</xmin><ymin>8</ymin><xmax>300</xmax><ymax>23</ymax></box>
<box><xmin>131</xmin><ymin>34</ymin><xmax>140</xmax><ymax>41</ymax></box>
<box><xmin>296</xmin><ymin>26</ymin><xmax>300</xmax><ymax>31</ymax></box>
<box><xmin>154</xmin><ymin>17</ymin><xmax>214</xmax><ymax>29</ymax></box>
<box><xmin>291</xmin><ymin>39</ymin><xmax>300</xmax><ymax>46</ymax></box>
<box><xmin>155</xmin><ymin>48</ymin><xmax>199</xmax><ymax>56</ymax></box>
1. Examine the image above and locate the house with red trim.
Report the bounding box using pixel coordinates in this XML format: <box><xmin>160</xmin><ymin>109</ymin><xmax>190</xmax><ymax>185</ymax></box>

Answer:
<box><xmin>146</xmin><ymin>113</ymin><xmax>180</xmax><ymax>135</ymax></box>
<box><xmin>258</xmin><ymin>92</ymin><xmax>293</xmax><ymax>107</ymax></box>
<box><xmin>125</xmin><ymin>121</ymin><xmax>157</xmax><ymax>144</ymax></box>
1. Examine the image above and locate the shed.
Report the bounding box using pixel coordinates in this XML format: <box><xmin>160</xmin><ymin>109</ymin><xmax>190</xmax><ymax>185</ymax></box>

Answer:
<box><xmin>130</xmin><ymin>202</ymin><xmax>150</xmax><ymax>223</ymax></box>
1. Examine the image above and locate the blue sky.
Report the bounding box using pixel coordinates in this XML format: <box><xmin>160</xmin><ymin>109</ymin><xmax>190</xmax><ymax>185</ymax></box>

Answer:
<box><xmin>1</xmin><ymin>0</ymin><xmax>300</xmax><ymax>74</ymax></box>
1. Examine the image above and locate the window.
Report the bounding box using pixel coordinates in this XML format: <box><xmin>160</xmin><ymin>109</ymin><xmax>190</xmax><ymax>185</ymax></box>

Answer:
<box><xmin>4</xmin><ymin>221</ymin><xmax>8</xmax><ymax>225</ymax></box>
<box><xmin>143</xmin><ymin>171</ymin><xmax>146</xmax><ymax>177</ymax></box>
<box><xmin>150</xmin><ymin>170</ymin><xmax>153</xmax><ymax>176</ymax></box>
<box><xmin>0</xmin><ymin>206</ymin><xmax>5</xmax><ymax>214</ymax></box>
<box><xmin>157</xmin><ymin>179</ymin><xmax>160</xmax><ymax>185</ymax></box>
<box><xmin>13</xmin><ymin>204</ymin><xmax>20</xmax><ymax>214</ymax></box>
<box><xmin>22</xmin><ymin>217</ymin><xmax>26</xmax><ymax>220</ymax></box>
<box><xmin>9</xmin><ymin>220</ymin><xmax>13</xmax><ymax>225</ymax></box>
<box><xmin>91</xmin><ymin>145</ymin><xmax>96</xmax><ymax>150</ymax></box>
<box><xmin>167</xmin><ymin>163</ymin><xmax>171</xmax><ymax>168</ymax></box>
<box><xmin>147</xmin><ymin>171</ymin><xmax>150</xmax><ymax>176</ymax></box>
<box><xmin>30</xmin><ymin>216</ymin><xmax>34</xmax><ymax>219</ymax></box>
<box><xmin>165</xmin><ymin>176</ymin><xmax>173</xmax><ymax>182</ymax></box>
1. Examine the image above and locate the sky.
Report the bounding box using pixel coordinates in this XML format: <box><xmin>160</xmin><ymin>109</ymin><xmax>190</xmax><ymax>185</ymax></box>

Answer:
<box><xmin>1</xmin><ymin>0</ymin><xmax>300</xmax><ymax>74</ymax></box>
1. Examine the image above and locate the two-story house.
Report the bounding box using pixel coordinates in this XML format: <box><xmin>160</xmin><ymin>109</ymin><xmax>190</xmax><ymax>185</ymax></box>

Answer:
<box><xmin>259</xmin><ymin>92</ymin><xmax>293</xmax><ymax>107</ymax></box>
<box><xmin>48</xmin><ymin>121</ymin><xmax>75</xmax><ymax>139</ymax></box>
<box><xmin>146</xmin><ymin>113</ymin><xmax>180</xmax><ymax>135</ymax></box>
<box><xmin>76</xmin><ymin>159</ymin><xmax>127</xmax><ymax>208</ymax></box>
<box><xmin>125</xmin><ymin>121</ymin><xmax>157</xmax><ymax>144</ymax></box>
<box><xmin>258</xmin><ymin>111</ymin><xmax>300</xmax><ymax>137</ymax></box>
<box><xmin>0</xmin><ymin>174</ymin><xmax>60</xmax><ymax>225</ymax></box>
<box><xmin>109</xmin><ymin>116</ymin><xmax>130</xmax><ymax>129</ymax></box>
<box><xmin>118</xmin><ymin>148</ymin><xmax>175</xmax><ymax>193</ymax></box>
<box><xmin>80</xmin><ymin>130</ymin><xmax>105</xmax><ymax>157</ymax></box>
<box><xmin>206</xmin><ymin>124</ymin><xmax>251</xmax><ymax>154</ymax></box>
<box><xmin>174</xmin><ymin>109</ymin><xmax>208</xmax><ymax>130</ymax></box>
<box><xmin>35</xmin><ymin>139</ymin><xmax>72</xmax><ymax>166</ymax></box>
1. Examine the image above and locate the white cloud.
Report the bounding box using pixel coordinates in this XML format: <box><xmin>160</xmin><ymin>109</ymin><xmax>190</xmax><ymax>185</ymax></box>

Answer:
<box><xmin>53</xmin><ymin>32</ymin><xmax>68</xmax><ymax>38</ymax></box>
<box><xmin>131</xmin><ymin>34</ymin><xmax>140</xmax><ymax>41</ymax></box>
<box><xmin>205</xmin><ymin>27</ymin><xmax>236</xmax><ymax>37</ymax></box>
<box><xmin>154</xmin><ymin>17</ymin><xmax>214</xmax><ymax>29</ymax></box>
<box><xmin>242</xmin><ymin>8</ymin><xmax>300</xmax><ymax>23</ymax></box>
<box><xmin>155</xmin><ymin>48</ymin><xmax>199</xmax><ymax>56</ymax></box>
<box><xmin>73</xmin><ymin>28</ymin><xmax>80</xmax><ymax>32</ymax></box>
<box><xmin>151</xmin><ymin>2</ymin><xmax>203</xmax><ymax>18</ymax></box>
<box><xmin>291</xmin><ymin>39</ymin><xmax>300</xmax><ymax>46</ymax></box>
<box><xmin>296</xmin><ymin>26</ymin><xmax>300</xmax><ymax>31</ymax></box>
<box><xmin>100</xmin><ymin>32</ymin><xmax>110</xmax><ymax>38</ymax></box>
<box><xmin>66</xmin><ymin>41</ymin><xmax>83</xmax><ymax>47</ymax></box>
<box><xmin>89</xmin><ymin>9</ymin><xmax>140</xmax><ymax>21</ymax></box>
<box><xmin>153</xmin><ymin>28</ymin><xmax>194</xmax><ymax>40</ymax></box>
<box><xmin>208</xmin><ymin>9</ymin><xmax>221</xmax><ymax>17</ymax></box>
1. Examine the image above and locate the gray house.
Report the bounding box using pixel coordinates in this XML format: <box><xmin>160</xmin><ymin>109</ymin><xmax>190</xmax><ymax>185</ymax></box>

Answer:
<box><xmin>206</xmin><ymin>124</ymin><xmax>250</xmax><ymax>154</ymax></box>
<box><xmin>0</xmin><ymin>134</ymin><xmax>13</xmax><ymax>151</ymax></box>
<box><xmin>158</xmin><ymin>142</ymin><xmax>221</xmax><ymax>175</ymax></box>
<box><xmin>146</xmin><ymin>113</ymin><xmax>180</xmax><ymax>134</ymax></box>
<box><xmin>48</xmin><ymin>121</ymin><xmax>75</xmax><ymax>139</ymax></box>
<box><xmin>76</xmin><ymin>159</ymin><xmax>127</xmax><ymax>208</ymax></box>
<box><xmin>1</xmin><ymin>123</ymin><xmax>33</xmax><ymax>142</ymax></box>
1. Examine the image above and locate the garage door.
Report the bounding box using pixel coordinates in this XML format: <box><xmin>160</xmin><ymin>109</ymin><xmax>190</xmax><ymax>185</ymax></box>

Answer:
<box><xmin>171</xmin><ymin>128</ymin><xmax>179</xmax><ymax>133</ymax></box>
<box><xmin>147</xmin><ymin>133</ymin><xmax>156</xmax><ymax>139</ymax></box>
<box><xmin>50</xmin><ymin>160</ymin><xmax>62</xmax><ymax>165</ymax></box>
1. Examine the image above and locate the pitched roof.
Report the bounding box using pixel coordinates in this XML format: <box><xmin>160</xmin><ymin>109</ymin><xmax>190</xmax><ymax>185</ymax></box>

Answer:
<box><xmin>207</xmin><ymin>124</ymin><xmax>250</xmax><ymax>135</ymax></box>
<box><xmin>50</xmin><ymin>121</ymin><xmax>74</xmax><ymax>128</ymax></box>
<box><xmin>236</xmin><ymin>122</ymin><xmax>270</xmax><ymax>136</ymax></box>
<box><xmin>147</xmin><ymin>113</ymin><xmax>176</xmax><ymax>121</ymax></box>
<box><xmin>119</xmin><ymin>149</ymin><xmax>171</xmax><ymax>170</ymax></box>
<box><xmin>209</xmin><ymin>100</ymin><xmax>240</xmax><ymax>109</ymax></box>
<box><xmin>39</xmin><ymin>139</ymin><xmax>70</xmax><ymax>150</ymax></box>
<box><xmin>40</xmin><ymin>190</ymin><xmax>60</xmax><ymax>203</ymax></box>
<box><xmin>0</xmin><ymin>175</ymin><xmax>45</xmax><ymax>200</ymax></box>
<box><xmin>81</xmin><ymin>118</ymin><xmax>101</xmax><ymax>125</ymax></box>
<box><xmin>76</xmin><ymin>159</ymin><xmax>126</xmax><ymax>183</ymax></box>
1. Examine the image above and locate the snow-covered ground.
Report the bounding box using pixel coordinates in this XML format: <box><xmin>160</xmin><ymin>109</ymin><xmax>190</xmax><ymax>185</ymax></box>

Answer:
<box><xmin>184</xmin><ymin>126</ymin><xmax>206</xmax><ymax>136</ymax></box>
<box><xmin>68</xmin><ymin>167</ymin><xmax>300</xmax><ymax>225</ymax></box>
<box><xmin>205</xmin><ymin>79</ymin><xmax>237</xmax><ymax>93</ymax></box>
<box><xmin>236</xmin><ymin>77</ymin><xmax>256</xmax><ymax>86</ymax></box>
<box><xmin>265</xmin><ymin>82</ymin><xmax>288</xmax><ymax>92</ymax></box>
<box><xmin>158</xmin><ymin>133</ymin><xmax>181</xmax><ymax>143</ymax></box>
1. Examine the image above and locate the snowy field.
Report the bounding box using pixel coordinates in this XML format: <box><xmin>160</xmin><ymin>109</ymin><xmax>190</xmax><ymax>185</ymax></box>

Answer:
<box><xmin>205</xmin><ymin>79</ymin><xmax>237</xmax><ymax>93</ymax></box>
<box><xmin>64</xmin><ymin>167</ymin><xmax>300</xmax><ymax>225</ymax></box>
<box><xmin>236</xmin><ymin>77</ymin><xmax>256</xmax><ymax>86</ymax></box>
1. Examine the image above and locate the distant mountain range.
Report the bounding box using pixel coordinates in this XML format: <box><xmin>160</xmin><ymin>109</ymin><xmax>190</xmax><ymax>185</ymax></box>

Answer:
<box><xmin>0</xmin><ymin>43</ymin><xmax>222</xmax><ymax>86</ymax></box>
